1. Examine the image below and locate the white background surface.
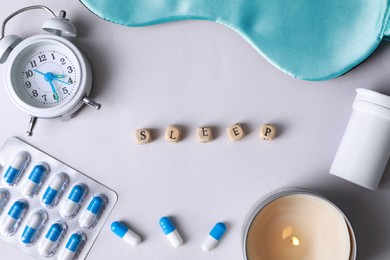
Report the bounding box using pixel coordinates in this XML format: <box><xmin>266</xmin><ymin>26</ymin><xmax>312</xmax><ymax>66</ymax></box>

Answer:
<box><xmin>1</xmin><ymin>1</ymin><xmax>390</xmax><ymax>259</ymax></box>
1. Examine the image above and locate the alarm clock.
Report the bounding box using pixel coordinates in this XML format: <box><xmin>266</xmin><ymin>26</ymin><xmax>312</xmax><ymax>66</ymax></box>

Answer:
<box><xmin>0</xmin><ymin>5</ymin><xmax>100</xmax><ymax>136</ymax></box>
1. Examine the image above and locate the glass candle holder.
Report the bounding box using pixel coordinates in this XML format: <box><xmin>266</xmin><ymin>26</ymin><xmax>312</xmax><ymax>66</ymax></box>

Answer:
<box><xmin>242</xmin><ymin>189</ymin><xmax>356</xmax><ymax>260</ymax></box>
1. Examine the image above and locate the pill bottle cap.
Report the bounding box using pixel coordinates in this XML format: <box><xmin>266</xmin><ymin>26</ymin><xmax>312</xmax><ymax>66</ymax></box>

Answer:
<box><xmin>355</xmin><ymin>88</ymin><xmax>390</xmax><ymax>109</ymax></box>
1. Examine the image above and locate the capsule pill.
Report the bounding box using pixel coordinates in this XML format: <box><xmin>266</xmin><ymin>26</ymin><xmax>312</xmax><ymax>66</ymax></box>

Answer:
<box><xmin>61</xmin><ymin>184</ymin><xmax>87</xmax><ymax>218</ymax></box>
<box><xmin>21</xmin><ymin>211</ymin><xmax>47</xmax><ymax>245</ymax></box>
<box><xmin>59</xmin><ymin>232</ymin><xmax>86</xmax><ymax>260</ymax></box>
<box><xmin>159</xmin><ymin>216</ymin><xmax>183</xmax><ymax>248</ymax></box>
<box><xmin>79</xmin><ymin>195</ymin><xmax>106</xmax><ymax>229</ymax></box>
<box><xmin>0</xmin><ymin>189</ymin><xmax>10</xmax><ymax>215</ymax></box>
<box><xmin>40</xmin><ymin>222</ymin><xmax>66</xmax><ymax>257</ymax></box>
<box><xmin>1</xmin><ymin>200</ymin><xmax>28</xmax><ymax>235</ymax></box>
<box><xmin>3</xmin><ymin>151</ymin><xmax>29</xmax><ymax>185</ymax></box>
<box><xmin>42</xmin><ymin>173</ymin><xmax>68</xmax><ymax>208</ymax></box>
<box><xmin>111</xmin><ymin>221</ymin><xmax>141</xmax><ymax>246</ymax></box>
<box><xmin>22</xmin><ymin>162</ymin><xmax>49</xmax><ymax>197</ymax></box>
<box><xmin>201</xmin><ymin>222</ymin><xmax>226</xmax><ymax>252</ymax></box>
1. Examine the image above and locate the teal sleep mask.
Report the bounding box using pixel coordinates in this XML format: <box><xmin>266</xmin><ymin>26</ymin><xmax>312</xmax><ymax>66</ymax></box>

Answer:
<box><xmin>80</xmin><ymin>0</ymin><xmax>390</xmax><ymax>81</ymax></box>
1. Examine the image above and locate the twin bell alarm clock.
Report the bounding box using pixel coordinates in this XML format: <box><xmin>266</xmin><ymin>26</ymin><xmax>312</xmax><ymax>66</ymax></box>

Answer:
<box><xmin>0</xmin><ymin>5</ymin><xmax>100</xmax><ymax>135</ymax></box>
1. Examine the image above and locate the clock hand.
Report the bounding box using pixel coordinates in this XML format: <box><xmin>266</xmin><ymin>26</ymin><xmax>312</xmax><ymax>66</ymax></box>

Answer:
<box><xmin>48</xmin><ymin>79</ymin><xmax>60</xmax><ymax>103</ymax></box>
<box><xmin>33</xmin><ymin>69</ymin><xmax>45</xmax><ymax>76</ymax></box>
<box><xmin>50</xmin><ymin>77</ymin><xmax>71</xmax><ymax>85</ymax></box>
<box><xmin>46</xmin><ymin>72</ymin><xmax>66</xmax><ymax>79</ymax></box>
<box><xmin>33</xmin><ymin>69</ymin><xmax>70</xmax><ymax>85</ymax></box>
<box><xmin>33</xmin><ymin>69</ymin><xmax>59</xmax><ymax>101</ymax></box>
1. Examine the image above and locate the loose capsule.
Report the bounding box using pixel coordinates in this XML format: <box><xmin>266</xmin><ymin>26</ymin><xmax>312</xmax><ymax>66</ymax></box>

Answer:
<box><xmin>0</xmin><ymin>189</ymin><xmax>10</xmax><ymax>215</ymax></box>
<box><xmin>61</xmin><ymin>184</ymin><xmax>87</xmax><ymax>218</ymax></box>
<box><xmin>22</xmin><ymin>162</ymin><xmax>49</xmax><ymax>197</ymax></box>
<box><xmin>59</xmin><ymin>232</ymin><xmax>86</xmax><ymax>260</ymax></box>
<box><xmin>42</xmin><ymin>173</ymin><xmax>68</xmax><ymax>208</ymax></box>
<box><xmin>40</xmin><ymin>222</ymin><xmax>67</xmax><ymax>257</ymax></box>
<box><xmin>111</xmin><ymin>221</ymin><xmax>141</xmax><ymax>246</ymax></box>
<box><xmin>21</xmin><ymin>211</ymin><xmax>47</xmax><ymax>245</ymax></box>
<box><xmin>79</xmin><ymin>195</ymin><xmax>106</xmax><ymax>229</ymax></box>
<box><xmin>201</xmin><ymin>222</ymin><xmax>226</xmax><ymax>252</ymax></box>
<box><xmin>1</xmin><ymin>200</ymin><xmax>28</xmax><ymax>235</ymax></box>
<box><xmin>3</xmin><ymin>151</ymin><xmax>30</xmax><ymax>185</ymax></box>
<box><xmin>159</xmin><ymin>216</ymin><xmax>183</xmax><ymax>247</ymax></box>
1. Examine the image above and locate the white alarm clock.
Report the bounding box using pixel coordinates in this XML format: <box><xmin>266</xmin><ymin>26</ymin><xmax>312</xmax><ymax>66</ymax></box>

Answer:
<box><xmin>0</xmin><ymin>5</ymin><xmax>100</xmax><ymax>135</ymax></box>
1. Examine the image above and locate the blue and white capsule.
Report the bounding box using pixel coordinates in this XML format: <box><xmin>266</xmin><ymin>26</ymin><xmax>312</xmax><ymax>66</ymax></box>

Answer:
<box><xmin>79</xmin><ymin>195</ymin><xmax>106</xmax><ymax>229</ymax></box>
<box><xmin>59</xmin><ymin>232</ymin><xmax>86</xmax><ymax>260</ymax></box>
<box><xmin>21</xmin><ymin>211</ymin><xmax>47</xmax><ymax>245</ymax></box>
<box><xmin>3</xmin><ymin>151</ymin><xmax>30</xmax><ymax>186</ymax></box>
<box><xmin>111</xmin><ymin>221</ymin><xmax>141</xmax><ymax>246</ymax></box>
<box><xmin>22</xmin><ymin>162</ymin><xmax>49</xmax><ymax>197</ymax></box>
<box><xmin>201</xmin><ymin>222</ymin><xmax>226</xmax><ymax>252</ymax></box>
<box><xmin>159</xmin><ymin>216</ymin><xmax>183</xmax><ymax>247</ymax></box>
<box><xmin>42</xmin><ymin>173</ymin><xmax>68</xmax><ymax>208</ymax></box>
<box><xmin>0</xmin><ymin>189</ymin><xmax>10</xmax><ymax>215</ymax></box>
<box><xmin>61</xmin><ymin>184</ymin><xmax>87</xmax><ymax>218</ymax></box>
<box><xmin>1</xmin><ymin>200</ymin><xmax>28</xmax><ymax>235</ymax></box>
<box><xmin>40</xmin><ymin>222</ymin><xmax>67</xmax><ymax>257</ymax></box>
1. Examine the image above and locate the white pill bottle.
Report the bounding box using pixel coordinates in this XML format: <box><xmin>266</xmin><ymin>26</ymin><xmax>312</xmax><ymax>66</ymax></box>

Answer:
<box><xmin>330</xmin><ymin>88</ymin><xmax>390</xmax><ymax>190</ymax></box>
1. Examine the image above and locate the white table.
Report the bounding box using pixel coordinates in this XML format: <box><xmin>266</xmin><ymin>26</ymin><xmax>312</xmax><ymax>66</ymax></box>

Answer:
<box><xmin>0</xmin><ymin>1</ymin><xmax>390</xmax><ymax>259</ymax></box>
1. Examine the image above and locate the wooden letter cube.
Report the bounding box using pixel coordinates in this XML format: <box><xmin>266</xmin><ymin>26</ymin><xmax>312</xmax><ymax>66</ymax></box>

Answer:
<box><xmin>259</xmin><ymin>124</ymin><xmax>276</xmax><ymax>140</ymax></box>
<box><xmin>165</xmin><ymin>126</ymin><xmax>182</xmax><ymax>143</ymax></box>
<box><xmin>135</xmin><ymin>128</ymin><xmax>152</xmax><ymax>144</ymax></box>
<box><xmin>197</xmin><ymin>126</ymin><xmax>213</xmax><ymax>143</ymax></box>
<box><xmin>226</xmin><ymin>123</ymin><xmax>245</xmax><ymax>141</ymax></box>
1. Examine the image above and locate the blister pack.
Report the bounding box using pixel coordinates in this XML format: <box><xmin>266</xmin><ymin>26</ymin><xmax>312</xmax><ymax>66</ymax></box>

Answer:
<box><xmin>0</xmin><ymin>137</ymin><xmax>118</xmax><ymax>259</ymax></box>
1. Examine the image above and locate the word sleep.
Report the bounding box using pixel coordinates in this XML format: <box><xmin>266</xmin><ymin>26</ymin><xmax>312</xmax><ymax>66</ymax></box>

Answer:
<box><xmin>135</xmin><ymin>124</ymin><xmax>277</xmax><ymax>144</ymax></box>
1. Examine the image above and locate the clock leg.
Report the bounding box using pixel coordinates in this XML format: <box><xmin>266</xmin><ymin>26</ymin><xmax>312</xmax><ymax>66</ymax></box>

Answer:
<box><xmin>83</xmin><ymin>97</ymin><xmax>101</xmax><ymax>110</ymax></box>
<box><xmin>26</xmin><ymin>116</ymin><xmax>37</xmax><ymax>136</ymax></box>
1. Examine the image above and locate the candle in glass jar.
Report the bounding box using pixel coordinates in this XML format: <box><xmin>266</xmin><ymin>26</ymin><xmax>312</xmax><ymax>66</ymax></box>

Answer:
<box><xmin>245</xmin><ymin>193</ymin><xmax>353</xmax><ymax>260</ymax></box>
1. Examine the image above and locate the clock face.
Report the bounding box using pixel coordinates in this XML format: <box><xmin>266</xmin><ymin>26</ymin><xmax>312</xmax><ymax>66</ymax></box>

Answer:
<box><xmin>5</xmin><ymin>35</ymin><xmax>92</xmax><ymax>118</ymax></box>
<box><xmin>10</xmin><ymin>39</ymin><xmax>81</xmax><ymax>108</ymax></box>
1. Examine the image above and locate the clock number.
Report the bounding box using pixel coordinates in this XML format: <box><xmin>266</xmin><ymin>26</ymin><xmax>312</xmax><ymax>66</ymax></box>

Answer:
<box><xmin>68</xmin><ymin>77</ymin><xmax>73</xmax><ymax>84</ymax></box>
<box><xmin>38</xmin><ymin>54</ymin><xmax>47</xmax><ymax>63</ymax></box>
<box><xmin>30</xmin><ymin>60</ymin><xmax>37</xmax><ymax>68</ymax></box>
<box><xmin>67</xmin><ymin>66</ymin><xmax>73</xmax><ymax>73</ymax></box>
<box><xmin>42</xmin><ymin>94</ymin><xmax>47</xmax><ymax>102</ymax></box>
<box><xmin>60</xmin><ymin>58</ymin><xmax>66</xmax><ymax>65</ymax></box>
<box><xmin>25</xmin><ymin>70</ymin><xmax>33</xmax><ymax>78</ymax></box>
<box><xmin>25</xmin><ymin>81</ymin><xmax>31</xmax><ymax>88</ymax></box>
<box><xmin>51</xmin><ymin>53</ymin><xmax>55</xmax><ymax>60</ymax></box>
<box><xmin>62</xmin><ymin>87</ymin><xmax>69</xmax><ymax>95</ymax></box>
<box><xmin>32</xmin><ymin>90</ymin><xmax>38</xmax><ymax>97</ymax></box>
